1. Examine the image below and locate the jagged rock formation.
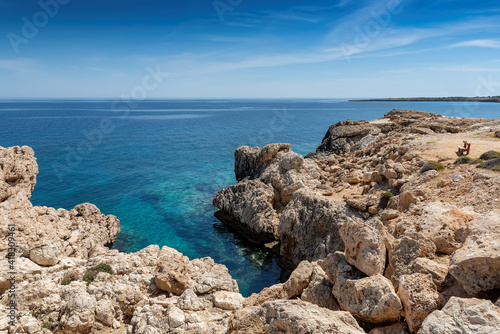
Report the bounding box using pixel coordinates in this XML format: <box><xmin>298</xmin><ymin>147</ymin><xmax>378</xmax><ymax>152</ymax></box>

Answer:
<box><xmin>213</xmin><ymin>110</ymin><xmax>500</xmax><ymax>333</ymax></box>
<box><xmin>316</xmin><ymin>120</ymin><xmax>381</xmax><ymax>154</ymax></box>
<box><xmin>2</xmin><ymin>109</ymin><xmax>500</xmax><ymax>333</ymax></box>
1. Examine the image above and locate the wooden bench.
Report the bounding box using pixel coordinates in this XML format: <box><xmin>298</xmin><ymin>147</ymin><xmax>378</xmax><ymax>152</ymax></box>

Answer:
<box><xmin>457</xmin><ymin>141</ymin><xmax>471</xmax><ymax>155</ymax></box>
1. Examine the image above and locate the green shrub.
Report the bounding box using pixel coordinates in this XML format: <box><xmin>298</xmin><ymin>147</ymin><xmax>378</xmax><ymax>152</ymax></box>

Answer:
<box><xmin>454</xmin><ymin>156</ymin><xmax>472</xmax><ymax>164</ymax></box>
<box><xmin>429</xmin><ymin>161</ymin><xmax>445</xmax><ymax>172</ymax></box>
<box><xmin>380</xmin><ymin>192</ymin><xmax>394</xmax><ymax>200</ymax></box>
<box><xmin>470</xmin><ymin>158</ymin><xmax>484</xmax><ymax>164</ymax></box>
<box><xmin>83</xmin><ymin>263</ymin><xmax>113</xmax><ymax>285</ymax></box>
<box><xmin>41</xmin><ymin>323</ymin><xmax>49</xmax><ymax>329</ymax></box>
<box><xmin>479</xmin><ymin>151</ymin><xmax>500</xmax><ymax>160</ymax></box>
<box><xmin>61</xmin><ymin>276</ymin><xmax>75</xmax><ymax>286</ymax></box>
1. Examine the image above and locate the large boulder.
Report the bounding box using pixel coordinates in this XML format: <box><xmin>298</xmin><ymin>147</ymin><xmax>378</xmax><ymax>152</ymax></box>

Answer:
<box><xmin>213</xmin><ymin>179</ymin><xmax>279</xmax><ymax>244</ymax></box>
<box><xmin>228</xmin><ymin>300</ymin><xmax>365</xmax><ymax>334</ymax></box>
<box><xmin>386</xmin><ymin>233</ymin><xmax>436</xmax><ymax>288</ymax></box>
<box><xmin>340</xmin><ymin>220</ymin><xmax>386</xmax><ymax>276</ymax></box>
<box><xmin>155</xmin><ymin>256</ymin><xmax>239</xmax><ymax>295</ymax></box>
<box><xmin>409</xmin><ymin>202</ymin><xmax>477</xmax><ymax>254</ymax></box>
<box><xmin>419</xmin><ymin>297</ymin><xmax>500</xmax><ymax>334</ymax></box>
<box><xmin>234</xmin><ymin>143</ymin><xmax>290</xmax><ymax>181</ymax></box>
<box><xmin>398</xmin><ymin>273</ymin><xmax>439</xmax><ymax>333</ymax></box>
<box><xmin>449</xmin><ymin>211</ymin><xmax>500</xmax><ymax>294</ymax></box>
<box><xmin>0</xmin><ymin>145</ymin><xmax>38</xmax><ymax>209</ymax></box>
<box><xmin>332</xmin><ymin>274</ymin><xmax>403</xmax><ymax>324</ymax></box>
<box><xmin>316</xmin><ymin>120</ymin><xmax>380</xmax><ymax>154</ymax></box>
<box><xmin>278</xmin><ymin>189</ymin><xmax>356</xmax><ymax>269</ymax></box>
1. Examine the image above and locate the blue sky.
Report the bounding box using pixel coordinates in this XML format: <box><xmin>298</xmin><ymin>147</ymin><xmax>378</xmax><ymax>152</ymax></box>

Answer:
<box><xmin>0</xmin><ymin>0</ymin><xmax>499</xmax><ymax>98</ymax></box>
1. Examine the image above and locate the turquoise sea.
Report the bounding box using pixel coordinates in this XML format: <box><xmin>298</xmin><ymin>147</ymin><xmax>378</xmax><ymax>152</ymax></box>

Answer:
<box><xmin>0</xmin><ymin>99</ymin><xmax>498</xmax><ymax>296</ymax></box>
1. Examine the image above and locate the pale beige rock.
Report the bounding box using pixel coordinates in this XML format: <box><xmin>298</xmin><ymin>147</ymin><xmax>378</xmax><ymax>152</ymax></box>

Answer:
<box><xmin>243</xmin><ymin>283</ymin><xmax>287</xmax><ymax>307</ymax></box>
<box><xmin>398</xmin><ymin>273</ymin><xmax>439</xmax><ymax>333</ymax></box>
<box><xmin>412</xmin><ymin>257</ymin><xmax>448</xmax><ymax>290</ymax></box>
<box><xmin>319</xmin><ymin>251</ymin><xmax>362</xmax><ymax>286</ymax></box>
<box><xmin>229</xmin><ymin>300</ymin><xmax>365</xmax><ymax>334</ymax></box>
<box><xmin>29</xmin><ymin>244</ymin><xmax>60</xmax><ymax>266</ymax></box>
<box><xmin>95</xmin><ymin>298</ymin><xmax>115</xmax><ymax>326</ymax></box>
<box><xmin>368</xmin><ymin>322</ymin><xmax>410</xmax><ymax>334</ymax></box>
<box><xmin>283</xmin><ymin>260</ymin><xmax>315</xmax><ymax>298</ymax></box>
<box><xmin>177</xmin><ymin>289</ymin><xmax>204</xmax><ymax>311</ymax></box>
<box><xmin>419</xmin><ymin>297</ymin><xmax>500</xmax><ymax>334</ymax></box>
<box><xmin>381</xmin><ymin>209</ymin><xmax>400</xmax><ymax>220</ymax></box>
<box><xmin>300</xmin><ymin>266</ymin><xmax>340</xmax><ymax>311</ymax></box>
<box><xmin>213</xmin><ymin>179</ymin><xmax>279</xmax><ymax>244</ymax></box>
<box><xmin>213</xmin><ymin>291</ymin><xmax>245</xmax><ymax>310</ymax></box>
<box><xmin>227</xmin><ymin>307</ymin><xmax>266</xmax><ymax>334</ymax></box>
<box><xmin>449</xmin><ymin>211</ymin><xmax>500</xmax><ymax>294</ymax></box>
<box><xmin>59</xmin><ymin>291</ymin><xmax>97</xmax><ymax>332</ymax></box>
<box><xmin>387</xmin><ymin>233</ymin><xmax>436</xmax><ymax>288</ymax></box>
<box><xmin>167</xmin><ymin>305</ymin><xmax>185</xmax><ymax>328</ymax></box>
<box><xmin>333</xmin><ymin>274</ymin><xmax>403</xmax><ymax>324</ymax></box>
<box><xmin>340</xmin><ymin>220</ymin><xmax>386</xmax><ymax>276</ymax></box>
<box><xmin>412</xmin><ymin>202</ymin><xmax>477</xmax><ymax>254</ymax></box>
<box><xmin>278</xmin><ymin>189</ymin><xmax>356</xmax><ymax>268</ymax></box>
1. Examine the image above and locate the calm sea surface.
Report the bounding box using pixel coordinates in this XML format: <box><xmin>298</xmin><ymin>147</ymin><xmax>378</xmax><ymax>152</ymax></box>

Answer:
<box><xmin>0</xmin><ymin>99</ymin><xmax>498</xmax><ymax>296</ymax></box>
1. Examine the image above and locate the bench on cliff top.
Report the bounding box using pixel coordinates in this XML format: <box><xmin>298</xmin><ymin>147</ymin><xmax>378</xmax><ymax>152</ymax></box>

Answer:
<box><xmin>457</xmin><ymin>141</ymin><xmax>471</xmax><ymax>155</ymax></box>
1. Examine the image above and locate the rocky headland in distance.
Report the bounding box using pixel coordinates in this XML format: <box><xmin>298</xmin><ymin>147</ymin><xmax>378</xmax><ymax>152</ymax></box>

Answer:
<box><xmin>1</xmin><ymin>109</ymin><xmax>500</xmax><ymax>333</ymax></box>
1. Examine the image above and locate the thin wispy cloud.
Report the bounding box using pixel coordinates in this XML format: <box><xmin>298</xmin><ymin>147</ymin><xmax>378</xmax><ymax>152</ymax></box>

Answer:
<box><xmin>449</xmin><ymin>39</ymin><xmax>500</xmax><ymax>48</ymax></box>
<box><xmin>432</xmin><ymin>66</ymin><xmax>500</xmax><ymax>72</ymax></box>
<box><xmin>0</xmin><ymin>58</ymin><xmax>38</xmax><ymax>73</ymax></box>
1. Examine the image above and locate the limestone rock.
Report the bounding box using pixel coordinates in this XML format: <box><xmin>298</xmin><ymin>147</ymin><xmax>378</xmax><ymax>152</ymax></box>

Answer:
<box><xmin>59</xmin><ymin>291</ymin><xmax>97</xmax><ymax>332</ymax></box>
<box><xmin>29</xmin><ymin>244</ymin><xmax>60</xmax><ymax>266</ymax></box>
<box><xmin>419</xmin><ymin>297</ymin><xmax>500</xmax><ymax>334</ymax></box>
<box><xmin>177</xmin><ymin>289</ymin><xmax>204</xmax><ymax>311</ymax></box>
<box><xmin>229</xmin><ymin>300</ymin><xmax>365</xmax><ymax>334</ymax></box>
<box><xmin>234</xmin><ymin>143</ymin><xmax>290</xmax><ymax>181</ymax></box>
<box><xmin>387</xmin><ymin>233</ymin><xmax>436</xmax><ymax>288</ymax></box>
<box><xmin>0</xmin><ymin>145</ymin><xmax>38</xmax><ymax>209</ymax></box>
<box><xmin>316</xmin><ymin>120</ymin><xmax>380</xmax><ymax>154</ymax></box>
<box><xmin>381</xmin><ymin>209</ymin><xmax>399</xmax><ymax>221</ymax></box>
<box><xmin>340</xmin><ymin>221</ymin><xmax>386</xmax><ymax>276</ymax></box>
<box><xmin>155</xmin><ymin>256</ymin><xmax>238</xmax><ymax>295</ymax></box>
<box><xmin>278</xmin><ymin>189</ymin><xmax>355</xmax><ymax>269</ymax></box>
<box><xmin>368</xmin><ymin>322</ymin><xmax>410</xmax><ymax>334</ymax></box>
<box><xmin>412</xmin><ymin>202</ymin><xmax>476</xmax><ymax>254</ymax></box>
<box><xmin>282</xmin><ymin>261</ymin><xmax>315</xmax><ymax>298</ymax></box>
<box><xmin>412</xmin><ymin>257</ymin><xmax>448</xmax><ymax>290</ymax></box>
<box><xmin>449</xmin><ymin>211</ymin><xmax>500</xmax><ymax>294</ymax></box>
<box><xmin>300</xmin><ymin>266</ymin><xmax>340</xmax><ymax>311</ymax></box>
<box><xmin>333</xmin><ymin>274</ymin><xmax>403</xmax><ymax>324</ymax></box>
<box><xmin>213</xmin><ymin>179</ymin><xmax>279</xmax><ymax>244</ymax></box>
<box><xmin>213</xmin><ymin>291</ymin><xmax>245</xmax><ymax>310</ymax></box>
<box><xmin>319</xmin><ymin>251</ymin><xmax>362</xmax><ymax>286</ymax></box>
<box><xmin>398</xmin><ymin>273</ymin><xmax>439</xmax><ymax>333</ymax></box>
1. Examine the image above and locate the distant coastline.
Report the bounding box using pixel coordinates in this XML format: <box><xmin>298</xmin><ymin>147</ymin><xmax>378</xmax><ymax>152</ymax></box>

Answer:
<box><xmin>351</xmin><ymin>96</ymin><xmax>500</xmax><ymax>103</ymax></box>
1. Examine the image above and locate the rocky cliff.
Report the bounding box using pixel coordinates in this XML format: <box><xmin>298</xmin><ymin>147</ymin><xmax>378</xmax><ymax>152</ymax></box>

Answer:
<box><xmin>214</xmin><ymin>110</ymin><xmax>500</xmax><ymax>333</ymax></box>
<box><xmin>2</xmin><ymin>109</ymin><xmax>500</xmax><ymax>334</ymax></box>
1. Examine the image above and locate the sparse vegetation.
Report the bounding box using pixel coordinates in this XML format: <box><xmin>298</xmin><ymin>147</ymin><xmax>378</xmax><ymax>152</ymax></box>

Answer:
<box><xmin>61</xmin><ymin>275</ymin><xmax>75</xmax><ymax>286</ymax></box>
<box><xmin>380</xmin><ymin>192</ymin><xmax>394</xmax><ymax>200</ymax></box>
<box><xmin>429</xmin><ymin>160</ymin><xmax>445</xmax><ymax>172</ymax></box>
<box><xmin>83</xmin><ymin>263</ymin><xmax>113</xmax><ymax>285</ymax></box>
<box><xmin>42</xmin><ymin>323</ymin><xmax>49</xmax><ymax>329</ymax></box>
<box><xmin>455</xmin><ymin>156</ymin><xmax>472</xmax><ymax>164</ymax></box>
<box><xmin>479</xmin><ymin>151</ymin><xmax>500</xmax><ymax>161</ymax></box>
<box><xmin>454</xmin><ymin>156</ymin><xmax>484</xmax><ymax>165</ymax></box>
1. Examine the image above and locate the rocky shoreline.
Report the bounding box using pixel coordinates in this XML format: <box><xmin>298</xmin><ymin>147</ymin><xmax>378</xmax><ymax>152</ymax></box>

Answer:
<box><xmin>1</xmin><ymin>109</ymin><xmax>500</xmax><ymax>333</ymax></box>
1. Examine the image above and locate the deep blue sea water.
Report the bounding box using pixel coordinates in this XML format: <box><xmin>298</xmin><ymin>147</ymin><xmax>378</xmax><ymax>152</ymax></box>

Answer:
<box><xmin>0</xmin><ymin>99</ymin><xmax>498</xmax><ymax>296</ymax></box>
